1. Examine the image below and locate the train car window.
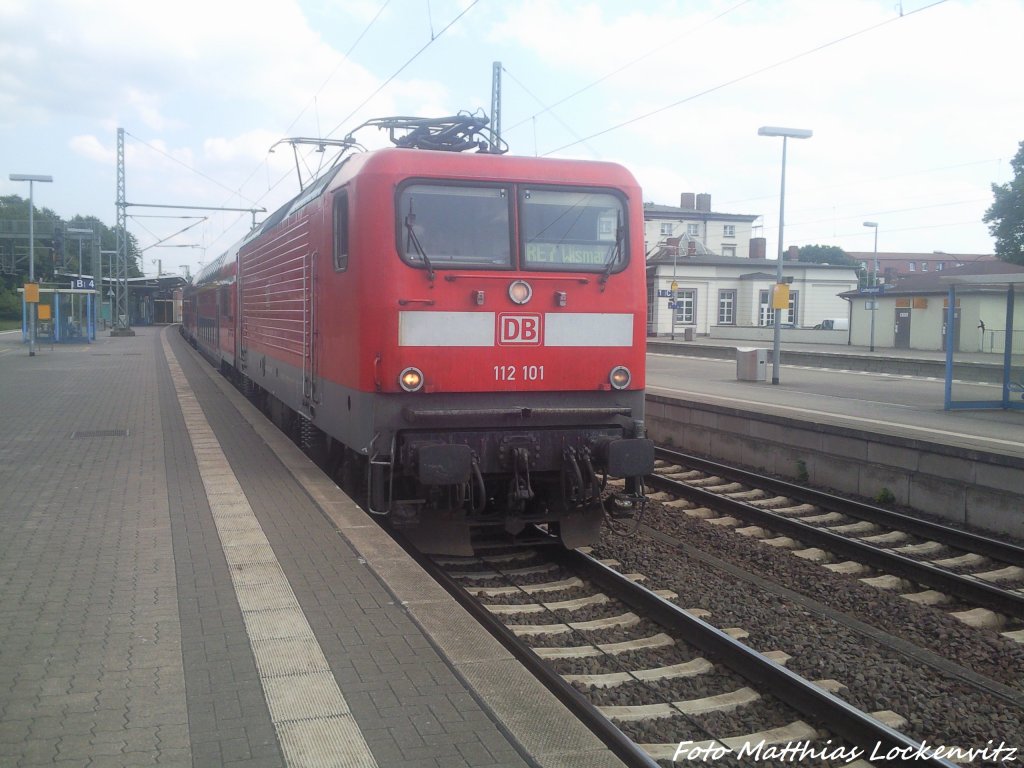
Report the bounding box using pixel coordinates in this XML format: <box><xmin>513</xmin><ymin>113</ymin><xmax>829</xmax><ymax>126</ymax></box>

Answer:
<box><xmin>520</xmin><ymin>188</ymin><xmax>627</xmax><ymax>273</ymax></box>
<box><xmin>334</xmin><ymin>191</ymin><xmax>349</xmax><ymax>272</ymax></box>
<box><xmin>396</xmin><ymin>183</ymin><xmax>511</xmax><ymax>269</ymax></box>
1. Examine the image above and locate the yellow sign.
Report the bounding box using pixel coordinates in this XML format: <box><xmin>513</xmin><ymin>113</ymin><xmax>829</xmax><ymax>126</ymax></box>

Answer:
<box><xmin>670</xmin><ymin>281</ymin><xmax>679</xmax><ymax>291</ymax></box>
<box><xmin>772</xmin><ymin>283</ymin><xmax>790</xmax><ymax>310</ymax></box>
<box><xmin>37</xmin><ymin>304</ymin><xmax>51</xmax><ymax>320</ymax></box>
<box><xmin>24</xmin><ymin>283</ymin><xmax>39</xmax><ymax>303</ymax></box>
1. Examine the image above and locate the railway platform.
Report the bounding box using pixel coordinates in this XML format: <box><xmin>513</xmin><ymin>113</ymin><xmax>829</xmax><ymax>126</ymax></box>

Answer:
<box><xmin>646</xmin><ymin>336</ymin><xmax>1024</xmax><ymax>457</ymax></box>
<box><xmin>645</xmin><ymin>337</ymin><xmax>1024</xmax><ymax>539</ymax></box>
<box><xmin>0</xmin><ymin>327</ymin><xmax>623</xmax><ymax>768</ymax></box>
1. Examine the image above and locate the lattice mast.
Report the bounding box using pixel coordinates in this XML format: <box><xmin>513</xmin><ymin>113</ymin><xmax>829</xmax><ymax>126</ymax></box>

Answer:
<box><xmin>490</xmin><ymin>62</ymin><xmax>502</xmax><ymax>153</ymax></box>
<box><xmin>113</xmin><ymin>127</ymin><xmax>131</xmax><ymax>333</ymax></box>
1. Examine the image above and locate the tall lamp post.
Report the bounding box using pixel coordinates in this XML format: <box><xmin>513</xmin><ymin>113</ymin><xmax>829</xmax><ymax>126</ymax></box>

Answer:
<box><xmin>758</xmin><ymin>127</ymin><xmax>811</xmax><ymax>385</ymax></box>
<box><xmin>863</xmin><ymin>221</ymin><xmax>879</xmax><ymax>352</ymax></box>
<box><xmin>9</xmin><ymin>173</ymin><xmax>54</xmax><ymax>357</ymax></box>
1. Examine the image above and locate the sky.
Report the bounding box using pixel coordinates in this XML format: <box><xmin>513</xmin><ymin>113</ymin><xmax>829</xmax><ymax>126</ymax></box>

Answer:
<box><xmin>2</xmin><ymin>0</ymin><xmax>1022</xmax><ymax>279</ymax></box>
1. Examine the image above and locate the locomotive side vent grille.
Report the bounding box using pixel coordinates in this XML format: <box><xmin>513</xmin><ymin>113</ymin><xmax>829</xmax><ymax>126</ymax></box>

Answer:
<box><xmin>71</xmin><ymin>429</ymin><xmax>130</xmax><ymax>439</ymax></box>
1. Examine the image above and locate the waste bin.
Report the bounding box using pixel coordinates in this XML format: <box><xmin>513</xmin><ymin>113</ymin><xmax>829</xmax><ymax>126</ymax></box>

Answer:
<box><xmin>683</xmin><ymin>327</ymin><xmax>694</xmax><ymax>342</ymax></box>
<box><xmin>736</xmin><ymin>348</ymin><xmax>767</xmax><ymax>381</ymax></box>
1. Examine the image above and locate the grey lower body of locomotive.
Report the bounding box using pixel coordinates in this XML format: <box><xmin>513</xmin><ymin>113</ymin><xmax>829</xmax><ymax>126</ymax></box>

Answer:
<box><xmin>239</xmin><ymin>351</ymin><xmax>653</xmax><ymax>554</ymax></box>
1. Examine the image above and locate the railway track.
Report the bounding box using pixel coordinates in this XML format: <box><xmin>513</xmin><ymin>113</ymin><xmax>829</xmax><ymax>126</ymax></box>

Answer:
<box><xmin>420</xmin><ymin>545</ymin><xmax>960</xmax><ymax>768</ymax></box>
<box><xmin>643</xmin><ymin>448</ymin><xmax>1024</xmax><ymax>643</ymax></box>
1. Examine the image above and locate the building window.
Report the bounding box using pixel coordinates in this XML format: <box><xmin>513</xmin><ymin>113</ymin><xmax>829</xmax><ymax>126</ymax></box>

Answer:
<box><xmin>723</xmin><ymin>224</ymin><xmax>735</xmax><ymax>238</ymax></box>
<box><xmin>758</xmin><ymin>289</ymin><xmax>798</xmax><ymax>326</ymax></box>
<box><xmin>659</xmin><ymin>222</ymin><xmax>673</xmax><ymax>236</ymax></box>
<box><xmin>758</xmin><ymin>290</ymin><xmax>771</xmax><ymax>326</ymax></box>
<box><xmin>718</xmin><ymin>290</ymin><xmax>736</xmax><ymax>325</ymax></box>
<box><xmin>687</xmin><ymin>223</ymin><xmax>699</xmax><ymax>236</ymax></box>
<box><xmin>921</xmin><ymin>261</ymin><xmax>929</xmax><ymax>271</ymax></box>
<box><xmin>908</xmin><ymin>262</ymin><xmax>916</xmax><ymax>272</ymax></box>
<box><xmin>674</xmin><ymin>289</ymin><xmax>696</xmax><ymax>325</ymax></box>
<box><xmin>936</xmin><ymin>262</ymin><xmax>944</xmax><ymax>271</ymax></box>
<box><xmin>721</xmin><ymin>245</ymin><xmax>736</xmax><ymax>258</ymax></box>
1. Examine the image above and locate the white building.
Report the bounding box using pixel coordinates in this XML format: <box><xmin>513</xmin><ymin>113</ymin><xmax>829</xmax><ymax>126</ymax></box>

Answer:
<box><xmin>643</xmin><ymin>194</ymin><xmax>859</xmax><ymax>337</ymax></box>
<box><xmin>646</xmin><ymin>247</ymin><xmax>859</xmax><ymax>338</ymax></box>
<box><xmin>842</xmin><ymin>261</ymin><xmax>1024</xmax><ymax>352</ymax></box>
<box><xmin>643</xmin><ymin>193</ymin><xmax>758</xmax><ymax>259</ymax></box>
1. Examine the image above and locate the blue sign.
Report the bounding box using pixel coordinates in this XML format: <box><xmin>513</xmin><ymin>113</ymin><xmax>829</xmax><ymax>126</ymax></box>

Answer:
<box><xmin>657</xmin><ymin>289</ymin><xmax>672</xmax><ymax>298</ymax></box>
<box><xmin>863</xmin><ymin>285</ymin><xmax>884</xmax><ymax>294</ymax></box>
<box><xmin>668</xmin><ymin>300</ymin><xmax>676</xmax><ymax>309</ymax></box>
<box><xmin>70</xmin><ymin>277</ymin><xmax>96</xmax><ymax>290</ymax></box>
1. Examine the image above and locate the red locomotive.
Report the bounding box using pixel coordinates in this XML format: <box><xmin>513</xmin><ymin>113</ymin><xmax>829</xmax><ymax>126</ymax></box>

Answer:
<box><xmin>182</xmin><ymin>116</ymin><xmax>653</xmax><ymax>554</ymax></box>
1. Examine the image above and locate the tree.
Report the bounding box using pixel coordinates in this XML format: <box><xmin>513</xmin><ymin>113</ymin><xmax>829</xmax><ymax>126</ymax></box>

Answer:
<box><xmin>797</xmin><ymin>244</ymin><xmax>867</xmax><ymax>288</ymax></box>
<box><xmin>984</xmin><ymin>140</ymin><xmax>1024</xmax><ymax>264</ymax></box>
<box><xmin>797</xmin><ymin>244</ymin><xmax>860</xmax><ymax>266</ymax></box>
<box><xmin>0</xmin><ymin>195</ymin><xmax>143</xmax><ymax>282</ymax></box>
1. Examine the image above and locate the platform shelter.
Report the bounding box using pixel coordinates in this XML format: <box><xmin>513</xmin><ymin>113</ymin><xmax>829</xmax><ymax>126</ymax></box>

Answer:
<box><xmin>18</xmin><ymin>282</ymin><xmax>98</xmax><ymax>344</ymax></box>
<box><xmin>942</xmin><ymin>273</ymin><xmax>1024</xmax><ymax>410</ymax></box>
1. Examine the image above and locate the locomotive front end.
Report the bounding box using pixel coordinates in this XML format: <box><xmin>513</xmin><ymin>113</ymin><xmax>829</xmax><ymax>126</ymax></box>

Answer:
<box><xmin>367</xmin><ymin>153</ymin><xmax>654</xmax><ymax>554</ymax></box>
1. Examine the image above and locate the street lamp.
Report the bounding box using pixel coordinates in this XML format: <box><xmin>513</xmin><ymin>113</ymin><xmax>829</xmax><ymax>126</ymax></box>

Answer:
<box><xmin>9</xmin><ymin>173</ymin><xmax>54</xmax><ymax>356</ymax></box>
<box><xmin>758</xmin><ymin>126</ymin><xmax>812</xmax><ymax>385</ymax></box>
<box><xmin>863</xmin><ymin>221</ymin><xmax>879</xmax><ymax>352</ymax></box>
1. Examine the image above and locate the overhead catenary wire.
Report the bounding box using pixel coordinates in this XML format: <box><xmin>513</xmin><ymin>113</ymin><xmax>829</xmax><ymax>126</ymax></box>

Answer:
<box><xmin>720</xmin><ymin>157</ymin><xmax>1007</xmax><ymax>209</ymax></box>
<box><xmin>123</xmin><ymin>131</ymin><xmax>262</xmax><ymax>208</ymax></box>
<box><xmin>203</xmin><ymin>0</ymin><xmax>395</xmax><ymax>251</ymax></box>
<box><xmin>503</xmin><ymin>0</ymin><xmax>755</xmax><ymax>136</ymax></box>
<box><xmin>500</xmin><ymin>66</ymin><xmax>601</xmax><ymax>159</ymax></box>
<box><xmin>322</xmin><ymin>0</ymin><xmax>482</xmax><ymax>142</ymax></box>
<box><xmin>540</xmin><ymin>0</ymin><xmax>948</xmax><ymax>157</ymax></box>
<box><xmin>205</xmin><ymin>0</ymin><xmax>480</xmax><ymax>254</ymax></box>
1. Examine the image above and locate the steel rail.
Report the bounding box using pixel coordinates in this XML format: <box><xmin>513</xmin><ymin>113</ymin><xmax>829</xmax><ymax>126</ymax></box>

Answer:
<box><xmin>411</xmin><ymin>547</ymin><xmax>661</xmax><ymax>768</ymax></box>
<box><xmin>656</xmin><ymin>446</ymin><xmax>1024</xmax><ymax>564</ymax></box>
<box><xmin>557</xmin><ymin>549</ymin><xmax>959</xmax><ymax>768</ymax></box>
<box><xmin>649</xmin><ymin>449</ymin><xmax>1024</xmax><ymax>619</ymax></box>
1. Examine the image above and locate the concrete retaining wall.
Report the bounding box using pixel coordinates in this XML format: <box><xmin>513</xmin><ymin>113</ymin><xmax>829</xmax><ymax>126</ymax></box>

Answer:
<box><xmin>645</xmin><ymin>393</ymin><xmax>1024</xmax><ymax>539</ymax></box>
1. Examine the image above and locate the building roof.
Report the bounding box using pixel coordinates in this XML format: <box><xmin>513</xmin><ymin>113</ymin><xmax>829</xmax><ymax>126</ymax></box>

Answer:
<box><xmin>645</xmin><ymin>252</ymin><xmax>857</xmax><ymax>271</ymax></box>
<box><xmin>845</xmin><ymin>250</ymin><xmax>995</xmax><ymax>263</ymax></box>
<box><xmin>841</xmin><ymin>261</ymin><xmax>1024</xmax><ymax>297</ymax></box>
<box><xmin>643</xmin><ymin>203</ymin><xmax>758</xmax><ymax>223</ymax></box>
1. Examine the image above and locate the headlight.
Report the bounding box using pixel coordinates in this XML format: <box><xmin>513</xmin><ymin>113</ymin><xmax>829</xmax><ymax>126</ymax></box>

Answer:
<box><xmin>508</xmin><ymin>280</ymin><xmax>532</xmax><ymax>305</ymax></box>
<box><xmin>400</xmin><ymin>367</ymin><xmax>424</xmax><ymax>392</ymax></box>
<box><xmin>609</xmin><ymin>366</ymin><xmax>631</xmax><ymax>390</ymax></box>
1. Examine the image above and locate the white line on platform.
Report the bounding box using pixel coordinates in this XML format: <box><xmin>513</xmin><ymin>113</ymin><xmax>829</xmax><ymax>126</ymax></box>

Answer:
<box><xmin>648</xmin><ymin>385</ymin><xmax>1024</xmax><ymax>451</ymax></box>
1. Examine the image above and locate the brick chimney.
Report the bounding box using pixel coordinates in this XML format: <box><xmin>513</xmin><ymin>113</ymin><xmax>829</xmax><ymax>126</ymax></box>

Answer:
<box><xmin>787</xmin><ymin>245</ymin><xmax>800</xmax><ymax>261</ymax></box>
<box><xmin>680</xmin><ymin>192</ymin><xmax>696</xmax><ymax>210</ymax></box>
<box><xmin>749</xmin><ymin>237</ymin><xmax>766</xmax><ymax>259</ymax></box>
<box><xmin>695</xmin><ymin>193</ymin><xmax>711</xmax><ymax>212</ymax></box>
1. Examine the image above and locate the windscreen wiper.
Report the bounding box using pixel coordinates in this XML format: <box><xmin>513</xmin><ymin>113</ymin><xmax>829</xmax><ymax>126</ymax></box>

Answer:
<box><xmin>599</xmin><ymin>215</ymin><xmax>624</xmax><ymax>287</ymax></box>
<box><xmin>404</xmin><ymin>211</ymin><xmax>436</xmax><ymax>282</ymax></box>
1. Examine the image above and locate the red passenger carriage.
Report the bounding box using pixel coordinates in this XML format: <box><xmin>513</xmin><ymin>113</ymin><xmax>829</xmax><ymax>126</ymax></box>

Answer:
<box><xmin>183</xmin><ymin>117</ymin><xmax>653</xmax><ymax>554</ymax></box>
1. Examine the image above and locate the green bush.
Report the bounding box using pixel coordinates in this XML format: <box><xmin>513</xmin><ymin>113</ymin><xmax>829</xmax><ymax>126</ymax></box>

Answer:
<box><xmin>0</xmin><ymin>287</ymin><xmax>22</xmax><ymax>320</ymax></box>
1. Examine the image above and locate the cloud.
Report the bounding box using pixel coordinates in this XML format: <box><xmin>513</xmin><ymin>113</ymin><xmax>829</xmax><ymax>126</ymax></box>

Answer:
<box><xmin>68</xmin><ymin>134</ymin><xmax>111</xmax><ymax>164</ymax></box>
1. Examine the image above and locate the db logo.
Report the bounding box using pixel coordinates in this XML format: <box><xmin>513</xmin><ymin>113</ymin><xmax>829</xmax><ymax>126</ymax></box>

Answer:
<box><xmin>498</xmin><ymin>313</ymin><xmax>542</xmax><ymax>345</ymax></box>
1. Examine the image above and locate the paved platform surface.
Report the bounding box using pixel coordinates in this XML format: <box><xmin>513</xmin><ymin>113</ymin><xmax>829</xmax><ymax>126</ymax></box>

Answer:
<box><xmin>647</xmin><ymin>338</ymin><xmax>1024</xmax><ymax>459</ymax></box>
<box><xmin>0</xmin><ymin>327</ymin><xmax>623</xmax><ymax>768</ymax></box>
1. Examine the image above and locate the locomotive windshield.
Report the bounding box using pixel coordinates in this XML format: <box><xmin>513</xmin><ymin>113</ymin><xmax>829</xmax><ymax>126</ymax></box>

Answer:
<box><xmin>395</xmin><ymin>182</ymin><xmax>627</xmax><ymax>273</ymax></box>
<box><xmin>521</xmin><ymin>188</ymin><xmax>626</xmax><ymax>273</ymax></box>
<box><xmin>397</xmin><ymin>184</ymin><xmax>512</xmax><ymax>269</ymax></box>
